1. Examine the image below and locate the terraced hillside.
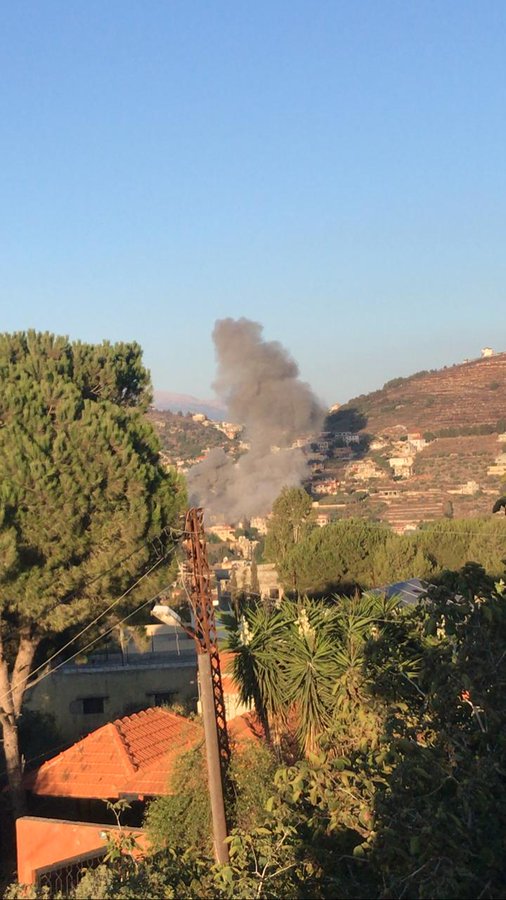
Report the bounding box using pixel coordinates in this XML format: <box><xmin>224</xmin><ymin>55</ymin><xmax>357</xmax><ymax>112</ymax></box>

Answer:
<box><xmin>147</xmin><ymin>409</ymin><xmax>233</xmax><ymax>466</ymax></box>
<box><xmin>412</xmin><ymin>434</ymin><xmax>500</xmax><ymax>485</ymax></box>
<box><xmin>319</xmin><ymin>353</ymin><xmax>506</xmax><ymax>531</ymax></box>
<box><xmin>149</xmin><ymin>354</ymin><xmax>506</xmax><ymax>533</ymax></box>
<box><xmin>328</xmin><ymin>352</ymin><xmax>506</xmax><ymax>437</ymax></box>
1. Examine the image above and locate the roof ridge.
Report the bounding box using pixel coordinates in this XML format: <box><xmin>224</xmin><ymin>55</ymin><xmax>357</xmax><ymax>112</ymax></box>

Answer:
<box><xmin>108</xmin><ymin>722</ymin><xmax>137</xmax><ymax>773</ymax></box>
<box><xmin>24</xmin><ymin>708</ymin><xmax>212</xmax><ymax>800</ymax></box>
<box><xmin>113</xmin><ymin>709</ymin><xmax>164</xmax><ymax>770</ymax></box>
<box><xmin>114</xmin><ymin>708</ymin><xmax>193</xmax><ymax>771</ymax></box>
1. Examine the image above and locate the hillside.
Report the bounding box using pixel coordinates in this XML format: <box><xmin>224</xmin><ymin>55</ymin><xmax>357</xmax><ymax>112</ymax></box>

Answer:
<box><xmin>318</xmin><ymin>353</ymin><xmax>506</xmax><ymax>531</ymax></box>
<box><xmin>147</xmin><ymin>409</ymin><xmax>235</xmax><ymax>468</ymax></box>
<box><xmin>327</xmin><ymin>352</ymin><xmax>506</xmax><ymax>437</ymax></box>
<box><xmin>148</xmin><ymin>354</ymin><xmax>506</xmax><ymax>533</ymax></box>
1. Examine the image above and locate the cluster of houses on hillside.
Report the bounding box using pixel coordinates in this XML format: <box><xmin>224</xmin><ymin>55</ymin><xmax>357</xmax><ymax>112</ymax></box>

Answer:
<box><xmin>159</xmin><ymin>402</ymin><xmax>506</xmax><ymax>540</ymax></box>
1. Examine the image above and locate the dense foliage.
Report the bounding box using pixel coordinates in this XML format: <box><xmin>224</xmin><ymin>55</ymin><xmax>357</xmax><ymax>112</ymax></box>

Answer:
<box><xmin>0</xmin><ymin>332</ymin><xmax>185</xmax><ymax>813</ymax></box>
<box><xmin>265</xmin><ymin>511</ymin><xmax>506</xmax><ymax>594</ymax></box>
<box><xmin>264</xmin><ymin>487</ymin><xmax>314</xmax><ymax>591</ymax></box>
<box><xmin>144</xmin><ymin>741</ymin><xmax>277</xmax><ymax>856</ymax></box>
<box><xmin>13</xmin><ymin>565</ymin><xmax>504</xmax><ymax>899</ymax></box>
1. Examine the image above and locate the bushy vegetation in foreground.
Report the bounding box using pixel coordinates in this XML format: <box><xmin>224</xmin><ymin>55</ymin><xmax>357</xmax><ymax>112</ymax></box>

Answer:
<box><xmin>6</xmin><ymin>564</ymin><xmax>506</xmax><ymax>898</ymax></box>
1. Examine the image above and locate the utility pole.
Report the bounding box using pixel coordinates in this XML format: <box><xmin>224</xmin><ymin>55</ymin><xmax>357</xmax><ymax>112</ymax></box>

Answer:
<box><xmin>181</xmin><ymin>507</ymin><xmax>230</xmax><ymax>864</ymax></box>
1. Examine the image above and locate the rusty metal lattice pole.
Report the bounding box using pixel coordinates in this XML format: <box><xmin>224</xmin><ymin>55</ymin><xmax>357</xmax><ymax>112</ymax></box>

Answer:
<box><xmin>182</xmin><ymin>507</ymin><xmax>230</xmax><ymax>864</ymax></box>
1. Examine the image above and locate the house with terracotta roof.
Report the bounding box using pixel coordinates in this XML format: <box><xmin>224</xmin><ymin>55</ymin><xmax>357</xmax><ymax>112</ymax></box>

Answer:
<box><xmin>25</xmin><ymin>707</ymin><xmax>203</xmax><ymax>803</ymax></box>
<box><xmin>18</xmin><ymin>708</ymin><xmax>202</xmax><ymax>889</ymax></box>
<box><xmin>18</xmin><ymin>702</ymin><xmax>263</xmax><ymax>887</ymax></box>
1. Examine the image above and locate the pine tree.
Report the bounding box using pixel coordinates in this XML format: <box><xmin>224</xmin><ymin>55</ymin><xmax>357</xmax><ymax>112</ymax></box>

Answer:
<box><xmin>0</xmin><ymin>332</ymin><xmax>186</xmax><ymax>816</ymax></box>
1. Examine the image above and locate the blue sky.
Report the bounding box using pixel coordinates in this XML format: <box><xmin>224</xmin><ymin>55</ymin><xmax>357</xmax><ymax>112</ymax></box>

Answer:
<box><xmin>1</xmin><ymin>1</ymin><xmax>505</xmax><ymax>406</ymax></box>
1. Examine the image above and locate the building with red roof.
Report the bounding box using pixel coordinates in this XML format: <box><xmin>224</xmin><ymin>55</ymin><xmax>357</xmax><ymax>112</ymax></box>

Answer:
<box><xmin>18</xmin><ymin>666</ymin><xmax>264</xmax><ymax>888</ymax></box>
<box><xmin>25</xmin><ymin>700</ymin><xmax>262</xmax><ymax>805</ymax></box>
<box><xmin>25</xmin><ymin>707</ymin><xmax>203</xmax><ymax>801</ymax></box>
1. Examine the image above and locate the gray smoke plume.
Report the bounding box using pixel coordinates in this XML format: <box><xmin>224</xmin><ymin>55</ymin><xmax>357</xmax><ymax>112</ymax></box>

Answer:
<box><xmin>187</xmin><ymin>318</ymin><xmax>325</xmax><ymax>521</ymax></box>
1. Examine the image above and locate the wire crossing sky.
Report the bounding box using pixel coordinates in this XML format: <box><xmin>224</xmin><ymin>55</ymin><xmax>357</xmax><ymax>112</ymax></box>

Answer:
<box><xmin>1</xmin><ymin>1</ymin><xmax>505</xmax><ymax>405</ymax></box>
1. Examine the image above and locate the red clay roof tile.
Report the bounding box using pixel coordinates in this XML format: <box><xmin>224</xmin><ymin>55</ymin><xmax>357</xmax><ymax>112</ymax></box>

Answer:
<box><xmin>25</xmin><ymin>708</ymin><xmax>202</xmax><ymax>800</ymax></box>
<box><xmin>25</xmin><ymin>704</ymin><xmax>263</xmax><ymax>801</ymax></box>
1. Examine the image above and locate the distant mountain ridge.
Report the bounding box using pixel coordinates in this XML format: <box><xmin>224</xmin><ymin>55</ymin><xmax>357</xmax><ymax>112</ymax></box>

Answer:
<box><xmin>153</xmin><ymin>391</ymin><xmax>227</xmax><ymax>421</ymax></box>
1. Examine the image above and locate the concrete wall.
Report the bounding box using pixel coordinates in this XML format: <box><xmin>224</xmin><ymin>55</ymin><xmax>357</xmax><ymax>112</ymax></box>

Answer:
<box><xmin>24</xmin><ymin>657</ymin><xmax>198</xmax><ymax>744</ymax></box>
<box><xmin>257</xmin><ymin>563</ymin><xmax>283</xmax><ymax>600</ymax></box>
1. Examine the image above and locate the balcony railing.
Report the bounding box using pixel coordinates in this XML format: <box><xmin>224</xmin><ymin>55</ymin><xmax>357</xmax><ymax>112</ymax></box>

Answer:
<box><xmin>36</xmin><ymin>847</ymin><xmax>106</xmax><ymax>895</ymax></box>
<box><xmin>59</xmin><ymin>647</ymin><xmax>197</xmax><ymax>672</ymax></box>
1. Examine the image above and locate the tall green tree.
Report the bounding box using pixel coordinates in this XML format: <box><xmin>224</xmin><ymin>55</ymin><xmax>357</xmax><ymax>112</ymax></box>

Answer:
<box><xmin>264</xmin><ymin>487</ymin><xmax>314</xmax><ymax>593</ymax></box>
<box><xmin>0</xmin><ymin>332</ymin><xmax>185</xmax><ymax>815</ymax></box>
<box><xmin>267</xmin><ymin>515</ymin><xmax>506</xmax><ymax>597</ymax></box>
<box><xmin>370</xmin><ymin>533</ymin><xmax>434</xmax><ymax>586</ymax></box>
<box><xmin>279</xmin><ymin>518</ymin><xmax>392</xmax><ymax>594</ymax></box>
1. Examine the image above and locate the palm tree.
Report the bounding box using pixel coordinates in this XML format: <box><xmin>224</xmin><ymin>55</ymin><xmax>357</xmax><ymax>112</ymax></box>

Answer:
<box><xmin>224</xmin><ymin>593</ymin><xmax>404</xmax><ymax>758</ymax></box>
<box><xmin>222</xmin><ymin>604</ymin><xmax>288</xmax><ymax>743</ymax></box>
<box><xmin>281</xmin><ymin>593</ymin><xmax>403</xmax><ymax>755</ymax></box>
<box><xmin>280</xmin><ymin>598</ymin><xmax>340</xmax><ymax>755</ymax></box>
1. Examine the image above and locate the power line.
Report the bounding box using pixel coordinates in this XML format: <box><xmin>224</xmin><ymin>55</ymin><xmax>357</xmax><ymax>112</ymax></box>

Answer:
<box><xmin>24</xmin><ymin>592</ymin><xmax>162</xmax><ymax>695</ymax></box>
<box><xmin>1</xmin><ymin>515</ymin><xmax>504</xmax><ymax>709</ymax></box>
<box><xmin>37</xmin><ymin>540</ymin><xmax>155</xmax><ymax>623</ymax></box>
<box><xmin>34</xmin><ymin>555</ymin><xmax>171</xmax><ymax>680</ymax></box>
<box><xmin>2</xmin><ymin>516</ymin><xmax>502</xmax><ymax>655</ymax></box>
<box><xmin>0</xmin><ymin>740</ymin><xmax>73</xmax><ymax>778</ymax></box>
<box><xmin>0</xmin><ymin>524</ymin><xmax>185</xmax><ymax>649</ymax></box>
<box><xmin>0</xmin><ymin>551</ymin><xmax>174</xmax><ymax>713</ymax></box>
<box><xmin>307</xmin><ymin>517</ymin><xmax>506</xmax><ymax>536</ymax></box>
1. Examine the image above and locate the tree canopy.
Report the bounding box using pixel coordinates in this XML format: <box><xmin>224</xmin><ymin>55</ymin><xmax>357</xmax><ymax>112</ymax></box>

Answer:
<box><xmin>0</xmin><ymin>332</ymin><xmax>186</xmax><ymax>813</ymax></box>
<box><xmin>268</xmin><ymin>512</ymin><xmax>506</xmax><ymax>595</ymax></box>
<box><xmin>264</xmin><ymin>486</ymin><xmax>314</xmax><ymax>591</ymax></box>
<box><xmin>30</xmin><ymin>565</ymin><xmax>506</xmax><ymax>900</ymax></box>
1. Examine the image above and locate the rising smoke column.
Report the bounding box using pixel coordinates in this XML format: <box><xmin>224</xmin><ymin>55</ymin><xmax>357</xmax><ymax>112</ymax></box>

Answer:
<box><xmin>187</xmin><ymin>318</ymin><xmax>325</xmax><ymax>521</ymax></box>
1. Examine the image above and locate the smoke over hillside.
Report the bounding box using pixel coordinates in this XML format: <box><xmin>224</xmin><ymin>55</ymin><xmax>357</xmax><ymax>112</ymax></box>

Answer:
<box><xmin>187</xmin><ymin>318</ymin><xmax>325</xmax><ymax>521</ymax></box>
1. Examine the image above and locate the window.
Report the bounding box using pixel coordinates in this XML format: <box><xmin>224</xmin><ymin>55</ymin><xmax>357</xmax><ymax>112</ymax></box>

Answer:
<box><xmin>75</xmin><ymin>696</ymin><xmax>106</xmax><ymax>715</ymax></box>
<box><xmin>82</xmin><ymin>697</ymin><xmax>105</xmax><ymax>714</ymax></box>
